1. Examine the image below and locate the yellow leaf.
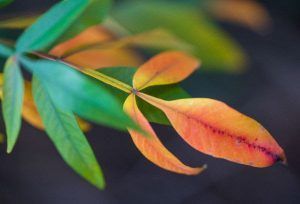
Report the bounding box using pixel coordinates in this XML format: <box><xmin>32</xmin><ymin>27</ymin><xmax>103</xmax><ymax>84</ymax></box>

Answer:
<box><xmin>133</xmin><ymin>51</ymin><xmax>200</xmax><ymax>90</ymax></box>
<box><xmin>124</xmin><ymin>94</ymin><xmax>205</xmax><ymax>174</ymax></box>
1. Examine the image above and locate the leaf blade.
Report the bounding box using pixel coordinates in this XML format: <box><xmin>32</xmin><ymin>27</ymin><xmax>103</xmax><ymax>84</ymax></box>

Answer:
<box><xmin>32</xmin><ymin>76</ymin><xmax>105</xmax><ymax>189</ymax></box>
<box><xmin>138</xmin><ymin>93</ymin><xmax>286</xmax><ymax>167</ymax></box>
<box><xmin>2</xmin><ymin>56</ymin><xmax>24</xmax><ymax>153</ymax></box>
<box><xmin>133</xmin><ymin>51</ymin><xmax>199</xmax><ymax>90</ymax></box>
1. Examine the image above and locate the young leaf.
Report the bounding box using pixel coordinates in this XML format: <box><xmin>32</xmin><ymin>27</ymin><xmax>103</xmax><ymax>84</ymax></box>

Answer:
<box><xmin>20</xmin><ymin>57</ymin><xmax>138</xmax><ymax>131</ymax></box>
<box><xmin>124</xmin><ymin>94</ymin><xmax>204</xmax><ymax>175</ymax></box>
<box><xmin>2</xmin><ymin>56</ymin><xmax>24</xmax><ymax>153</ymax></box>
<box><xmin>0</xmin><ymin>43</ymin><xmax>13</xmax><ymax>58</ymax></box>
<box><xmin>22</xmin><ymin>80</ymin><xmax>91</xmax><ymax>132</ymax></box>
<box><xmin>16</xmin><ymin>0</ymin><xmax>111</xmax><ymax>52</ymax></box>
<box><xmin>32</xmin><ymin>76</ymin><xmax>105</xmax><ymax>189</ymax></box>
<box><xmin>112</xmin><ymin>1</ymin><xmax>246</xmax><ymax>72</ymax></box>
<box><xmin>133</xmin><ymin>51</ymin><xmax>199</xmax><ymax>90</ymax></box>
<box><xmin>138</xmin><ymin>93</ymin><xmax>286</xmax><ymax>167</ymax></box>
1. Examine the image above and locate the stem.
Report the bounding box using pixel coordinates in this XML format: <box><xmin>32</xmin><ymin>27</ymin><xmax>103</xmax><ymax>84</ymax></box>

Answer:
<box><xmin>30</xmin><ymin>51</ymin><xmax>132</xmax><ymax>94</ymax></box>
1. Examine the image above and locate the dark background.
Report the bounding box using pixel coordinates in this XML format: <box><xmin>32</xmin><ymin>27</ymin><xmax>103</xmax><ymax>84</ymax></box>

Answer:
<box><xmin>0</xmin><ymin>0</ymin><xmax>300</xmax><ymax>203</ymax></box>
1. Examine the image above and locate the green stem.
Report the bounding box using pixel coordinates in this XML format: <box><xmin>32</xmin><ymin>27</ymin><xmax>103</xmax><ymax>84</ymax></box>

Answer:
<box><xmin>31</xmin><ymin>51</ymin><xmax>133</xmax><ymax>94</ymax></box>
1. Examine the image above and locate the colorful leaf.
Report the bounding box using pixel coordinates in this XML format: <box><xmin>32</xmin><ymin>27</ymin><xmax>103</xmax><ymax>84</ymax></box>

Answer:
<box><xmin>2</xmin><ymin>56</ymin><xmax>24</xmax><ymax>153</ymax></box>
<box><xmin>32</xmin><ymin>76</ymin><xmax>105</xmax><ymax>189</ymax></box>
<box><xmin>124</xmin><ymin>94</ymin><xmax>205</xmax><ymax>175</ymax></box>
<box><xmin>133</xmin><ymin>51</ymin><xmax>199</xmax><ymax>90</ymax></box>
<box><xmin>137</xmin><ymin>92</ymin><xmax>286</xmax><ymax>167</ymax></box>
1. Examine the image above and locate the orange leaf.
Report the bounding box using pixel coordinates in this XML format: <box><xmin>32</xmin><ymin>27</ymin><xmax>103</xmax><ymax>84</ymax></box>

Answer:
<box><xmin>208</xmin><ymin>0</ymin><xmax>272</xmax><ymax>33</ymax></box>
<box><xmin>123</xmin><ymin>94</ymin><xmax>205</xmax><ymax>175</ymax></box>
<box><xmin>133</xmin><ymin>51</ymin><xmax>200</xmax><ymax>90</ymax></box>
<box><xmin>22</xmin><ymin>81</ymin><xmax>91</xmax><ymax>132</ymax></box>
<box><xmin>64</xmin><ymin>48</ymin><xmax>143</xmax><ymax>69</ymax></box>
<box><xmin>50</xmin><ymin>25</ymin><xmax>114</xmax><ymax>57</ymax></box>
<box><xmin>138</xmin><ymin>92</ymin><xmax>286</xmax><ymax>168</ymax></box>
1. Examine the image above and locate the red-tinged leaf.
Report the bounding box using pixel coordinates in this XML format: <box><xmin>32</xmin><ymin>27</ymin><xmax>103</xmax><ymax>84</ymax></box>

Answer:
<box><xmin>123</xmin><ymin>94</ymin><xmax>205</xmax><ymax>175</ymax></box>
<box><xmin>133</xmin><ymin>51</ymin><xmax>200</xmax><ymax>90</ymax></box>
<box><xmin>137</xmin><ymin>92</ymin><xmax>286</xmax><ymax>168</ymax></box>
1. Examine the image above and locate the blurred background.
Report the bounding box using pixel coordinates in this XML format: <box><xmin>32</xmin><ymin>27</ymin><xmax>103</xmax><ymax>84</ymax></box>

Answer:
<box><xmin>0</xmin><ymin>0</ymin><xmax>300</xmax><ymax>203</ymax></box>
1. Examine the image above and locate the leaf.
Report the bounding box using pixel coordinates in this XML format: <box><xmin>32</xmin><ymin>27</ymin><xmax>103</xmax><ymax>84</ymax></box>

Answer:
<box><xmin>0</xmin><ymin>0</ymin><xmax>13</xmax><ymax>8</ymax></box>
<box><xmin>20</xmin><ymin>57</ymin><xmax>138</xmax><ymax>131</ymax></box>
<box><xmin>0</xmin><ymin>43</ymin><xmax>13</xmax><ymax>58</ymax></box>
<box><xmin>207</xmin><ymin>0</ymin><xmax>272</xmax><ymax>33</ymax></box>
<box><xmin>138</xmin><ymin>93</ymin><xmax>286</xmax><ymax>167</ymax></box>
<box><xmin>133</xmin><ymin>51</ymin><xmax>199</xmax><ymax>90</ymax></box>
<box><xmin>98</xmin><ymin>67</ymin><xmax>190</xmax><ymax>125</ymax></box>
<box><xmin>16</xmin><ymin>0</ymin><xmax>111</xmax><ymax>52</ymax></box>
<box><xmin>2</xmin><ymin>56</ymin><xmax>24</xmax><ymax>153</ymax></box>
<box><xmin>65</xmin><ymin>48</ymin><xmax>142</xmax><ymax>69</ymax></box>
<box><xmin>112</xmin><ymin>1</ymin><xmax>246</xmax><ymax>72</ymax></box>
<box><xmin>0</xmin><ymin>15</ymin><xmax>37</xmax><ymax>29</ymax></box>
<box><xmin>50</xmin><ymin>25</ymin><xmax>114</xmax><ymax>58</ymax></box>
<box><xmin>32</xmin><ymin>76</ymin><xmax>105</xmax><ymax>189</ymax></box>
<box><xmin>124</xmin><ymin>94</ymin><xmax>205</xmax><ymax>175</ymax></box>
<box><xmin>22</xmin><ymin>80</ymin><xmax>91</xmax><ymax>132</ymax></box>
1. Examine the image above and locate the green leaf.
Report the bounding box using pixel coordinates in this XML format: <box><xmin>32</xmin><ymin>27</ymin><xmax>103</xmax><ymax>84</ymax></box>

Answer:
<box><xmin>32</xmin><ymin>76</ymin><xmax>105</xmax><ymax>189</ymax></box>
<box><xmin>0</xmin><ymin>43</ymin><xmax>13</xmax><ymax>58</ymax></box>
<box><xmin>16</xmin><ymin>0</ymin><xmax>111</xmax><ymax>52</ymax></box>
<box><xmin>99</xmin><ymin>67</ymin><xmax>190</xmax><ymax>125</ymax></box>
<box><xmin>0</xmin><ymin>0</ymin><xmax>13</xmax><ymax>8</ymax></box>
<box><xmin>112</xmin><ymin>1</ymin><xmax>246</xmax><ymax>72</ymax></box>
<box><xmin>20</xmin><ymin>57</ymin><xmax>137</xmax><ymax>131</ymax></box>
<box><xmin>2</xmin><ymin>56</ymin><xmax>24</xmax><ymax>153</ymax></box>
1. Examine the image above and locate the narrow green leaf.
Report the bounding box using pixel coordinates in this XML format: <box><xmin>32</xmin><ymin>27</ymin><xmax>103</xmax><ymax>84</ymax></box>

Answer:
<box><xmin>2</xmin><ymin>56</ymin><xmax>24</xmax><ymax>153</ymax></box>
<box><xmin>16</xmin><ymin>0</ymin><xmax>111</xmax><ymax>52</ymax></box>
<box><xmin>20</xmin><ymin>57</ymin><xmax>138</xmax><ymax>131</ymax></box>
<box><xmin>32</xmin><ymin>76</ymin><xmax>105</xmax><ymax>189</ymax></box>
<box><xmin>112</xmin><ymin>1</ymin><xmax>246</xmax><ymax>72</ymax></box>
<box><xmin>0</xmin><ymin>43</ymin><xmax>13</xmax><ymax>58</ymax></box>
